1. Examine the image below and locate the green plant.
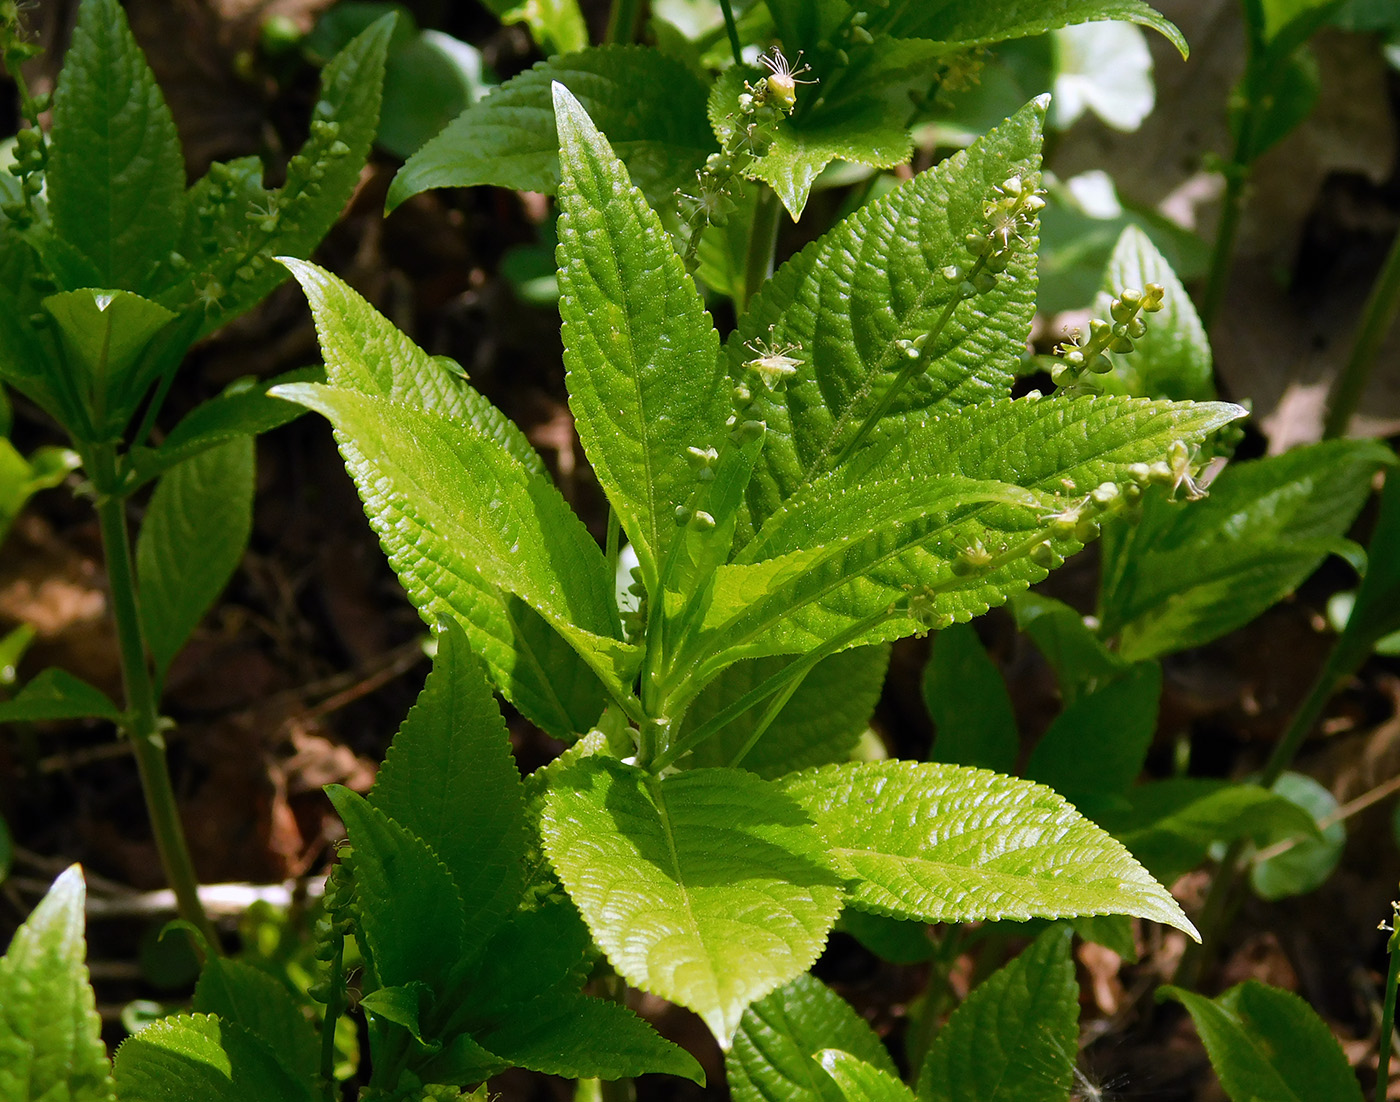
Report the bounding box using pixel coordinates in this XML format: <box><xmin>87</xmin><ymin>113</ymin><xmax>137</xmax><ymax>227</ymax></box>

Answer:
<box><xmin>0</xmin><ymin>0</ymin><xmax>391</xmax><ymax>943</ymax></box>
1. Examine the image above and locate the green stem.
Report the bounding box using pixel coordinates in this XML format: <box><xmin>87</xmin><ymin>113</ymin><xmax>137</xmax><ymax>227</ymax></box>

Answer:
<box><xmin>318</xmin><ymin>939</ymin><xmax>346</xmax><ymax>1101</ymax></box>
<box><xmin>1324</xmin><ymin>226</ymin><xmax>1400</xmax><ymax>439</ymax></box>
<box><xmin>90</xmin><ymin>445</ymin><xmax>218</xmax><ymax>950</ymax></box>
<box><xmin>717</xmin><ymin>0</ymin><xmax>744</xmax><ymax>66</ymax></box>
<box><xmin>604</xmin><ymin>0</ymin><xmax>642</xmax><ymax>45</ymax></box>
<box><xmin>728</xmin><ymin>662</ymin><xmax>811</xmax><ymax>768</ymax></box>
<box><xmin>1260</xmin><ymin>645</ymin><xmax>1348</xmax><ymax>789</ymax></box>
<box><xmin>1199</xmin><ymin>160</ymin><xmax>1249</xmax><ymax>331</ymax></box>
<box><xmin>741</xmin><ymin>187</ymin><xmax>782</xmax><ymax>311</ymax></box>
<box><xmin>1378</xmin><ymin>907</ymin><xmax>1400</xmax><ymax>1102</ymax></box>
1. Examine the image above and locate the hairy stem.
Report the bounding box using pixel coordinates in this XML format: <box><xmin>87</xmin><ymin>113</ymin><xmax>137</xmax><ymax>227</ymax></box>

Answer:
<box><xmin>1324</xmin><ymin>226</ymin><xmax>1400</xmax><ymax>439</ymax></box>
<box><xmin>90</xmin><ymin>445</ymin><xmax>218</xmax><ymax>950</ymax></box>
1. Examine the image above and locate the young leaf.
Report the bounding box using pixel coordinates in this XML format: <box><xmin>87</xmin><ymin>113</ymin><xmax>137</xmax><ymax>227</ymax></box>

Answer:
<box><xmin>923</xmin><ymin>623</ymin><xmax>1019</xmax><ymax>775</ymax></box>
<box><xmin>0</xmin><ymin>667</ymin><xmax>123</xmax><ymax>723</ymax></box>
<box><xmin>554</xmin><ymin>82</ymin><xmax>726</xmax><ymax>593</ymax></box>
<box><xmin>1098</xmin><ymin>439</ymin><xmax>1395</xmax><ymax>661</ymax></box>
<box><xmin>915</xmin><ymin>927</ymin><xmax>1077</xmax><ymax>1102</ymax></box>
<box><xmin>279</xmin><ymin>259</ymin><xmax>607</xmax><ymax>737</ymax></box>
<box><xmin>113</xmin><ymin>1013</ymin><xmax>316</xmax><ymax>1102</ymax></box>
<box><xmin>680</xmin><ymin>645</ymin><xmax>889</xmax><ymax>777</ymax></box>
<box><xmin>388</xmin><ymin>47</ymin><xmax>716</xmax><ymax>211</ymax></box>
<box><xmin>136</xmin><ymin>435</ymin><xmax>255</xmax><ymax>681</ymax></box>
<box><xmin>876</xmin><ymin>0</ymin><xmax>1188</xmax><ymax>58</ymax></box>
<box><xmin>1094</xmin><ymin>224</ymin><xmax>1215</xmax><ymax>402</ymax></box>
<box><xmin>780</xmin><ymin>760</ymin><xmax>1199</xmax><ymax>937</ymax></box>
<box><xmin>540</xmin><ymin>756</ymin><xmax>845</xmax><ymax>1046</ymax></box>
<box><xmin>818</xmin><ymin>1050</ymin><xmax>917</xmax><ymax>1102</ymax></box>
<box><xmin>273</xmin><ymin>382</ymin><xmax>636</xmax><ymax>707</ymax></box>
<box><xmin>326</xmin><ymin>786</ymin><xmax>467</xmax><ymax>993</ymax></box>
<box><xmin>193</xmin><ymin>957</ymin><xmax>320</xmax><ymax>1086</ymax></box>
<box><xmin>1161</xmin><ymin>980</ymin><xmax>1364</xmax><ymax>1102</ymax></box>
<box><xmin>0</xmin><ymin>866</ymin><xmax>115</xmax><ymax>1102</ymax></box>
<box><xmin>478</xmin><ymin>0</ymin><xmax>587</xmax><ymax>54</ymax></box>
<box><xmin>1249</xmin><ymin>772</ymin><xmax>1344</xmax><ymax>900</ymax></box>
<box><xmin>44</xmin><ymin>0</ymin><xmax>186</xmax><ymax>294</ymax></box>
<box><xmin>369</xmin><ymin>622</ymin><xmax>527</xmax><ymax>955</ymax></box>
<box><xmin>728</xmin><ymin>973</ymin><xmax>900</xmax><ymax>1102</ymax></box>
<box><xmin>1011</xmin><ymin>592</ymin><xmax>1127</xmax><ymax>704</ymax></box>
<box><xmin>731</xmin><ymin>98</ymin><xmax>1047</xmax><ymax>530</ymax></box>
<box><xmin>1023</xmin><ymin>661</ymin><xmax>1162</xmax><ymax>812</ymax></box>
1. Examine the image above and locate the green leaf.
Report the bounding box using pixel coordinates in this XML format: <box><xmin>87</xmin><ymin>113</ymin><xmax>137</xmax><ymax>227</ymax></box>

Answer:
<box><xmin>923</xmin><ymin>623</ymin><xmax>1018</xmax><ymax>774</ymax></box>
<box><xmin>128</xmin><ymin>368</ymin><xmax>322</xmax><ymax>486</ymax></box>
<box><xmin>1094</xmin><ymin>225</ymin><xmax>1215</xmax><ymax>401</ymax></box>
<box><xmin>781</xmin><ymin>760</ymin><xmax>1199</xmax><ymax>937</ymax></box>
<box><xmin>680</xmin><ymin>396</ymin><xmax>1244</xmax><ymax>677</ymax></box>
<box><xmin>326</xmin><ymin>786</ymin><xmax>467</xmax><ymax>992</ymax></box>
<box><xmin>41</xmin><ymin>290</ymin><xmax>176</xmax><ymax>420</ymax></box>
<box><xmin>1011</xmin><ymin>592</ymin><xmax>1127</xmax><ymax>703</ymax></box>
<box><xmin>0</xmin><ymin>441</ymin><xmax>79</xmax><ymax>545</ymax></box>
<box><xmin>1335</xmin><ymin>462</ymin><xmax>1400</xmax><ymax>669</ymax></box>
<box><xmin>113</xmin><ymin>1013</ymin><xmax>315</xmax><ymax>1102</ymax></box>
<box><xmin>480</xmin><ymin>0</ymin><xmax>588</xmax><ymax>53</ymax></box>
<box><xmin>0</xmin><ymin>866</ymin><xmax>116</xmax><ymax>1102</ymax></box>
<box><xmin>680</xmin><ymin>645</ymin><xmax>889</xmax><ymax>778</ymax></box>
<box><xmin>877</xmin><ymin>0</ymin><xmax>1188</xmax><ymax>58</ymax></box>
<box><xmin>45</xmin><ymin>0</ymin><xmax>186</xmax><ymax>293</ymax></box>
<box><xmin>1098</xmin><ymin>439</ymin><xmax>1395</xmax><ymax>661</ymax></box>
<box><xmin>0</xmin><ymin>668</ymin><xmax>123</xmax><ymax>723</ymax></box>
<box><xmin>387</xmin><ymin>47</ymin><xmax>716</xmax><ymax>211</ymax></box>
<box><xmin>728</xmin><ymin>973</ymin><xmax>900</xmax><ymax>1102</ymax></box>
<box><xmin>136</xmin><ymin>436</ymin><xmax>254</xmax><ymax>681</ymax></box>
<box><xmin>818</xmin><ymin>1050</ymin><xmax>917</xmax><ymax>1102</ymax></box>
<box><xmin>1100</xmin><ymin>778</ymin><xmax>1319</xmax><ymax>884</ymax></box>
<box><xmin>273</xmin><ymin>381</ymin><xmax>635</xmax><ymax>710</ymax></box>
<box><xmin>540</xmin><ymin>756</ymin><xmax>844</xmax><ymax>1046</ymax></box>
<box><xmin>192</xmin><ymin>958</ymin><xmax>320</xmax><ymax>1085</ymax></box>
<box><xmin>709</xmin><ymin>40</ymin><xmax>945</xmax><ymax>219</ymax></box>
<box><xmin>369</xmin><ymin>623</ymin><xmax>527</xmax><ymax>955</ymax></box>
<box><xmin>1161</xmin><ymin>981</ymin><xmax>1364</xmax><ymax>1102</ymax></box>
<box><xmin>1249</xmin><ymin>772</ymin><xmax>1344</xmax><ymax>900</ymax></box>
<box><xmin>729</xmin><ymin>97</ymin><xmax>1046</xmax><ymax>529</ymax></box>
<box><xmin>278</xmin><ymin>261</ymin><xmax>609</xmax><ymax>736</ymax></box>
<box><xmin>916</xmin><ymin>927</ymin><xmax>1077</xmax><ymax>1102</ymax></box>
<box><xmin>554</xmin><ymin>82</ymin><xmax>726</xmax><ymax>593</ymax></box>
<box><xmin>1023</xmin><ymin>661</ymin><xmax>1161</xmax><ymax>811</ymax></box>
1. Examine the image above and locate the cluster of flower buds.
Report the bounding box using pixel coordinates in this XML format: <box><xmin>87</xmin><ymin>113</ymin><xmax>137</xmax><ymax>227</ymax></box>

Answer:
<box><xmin>675</xmin><ymin>445</ymin><xmax>721</xmax><ymax>532</ymax></box>
<box><xmin>1131</xmin><ymin>439</ymin><xmax>1224</xmax><ymax>501</ymax></box>
<box><xmin>308</xmin><ymin>852</ymin><xmax>357</xmax><ymax>1002</ymax></box>
<box><xmin>942</xmin><ymin>175</ymin><xmax>1046</xmax><ymax>299</ymax></box>
<box><xmin>725</xmin><ymin>364</ymin><xmax>769</xmax><ymax>447</ymax></box>
<box><xmin>621</xmin><ymin>564</ymin><xmax>648</xmax><ymax>642</ymax></box>
<box><xmin>1</xmin><ymin>120</ymin><xmax>47</xmax><ymax>225</ymax></box>
<box><xmin>1052</xmin><ymin>283</ymin><xmax>1166</xmax><ymax>389</ymax></box>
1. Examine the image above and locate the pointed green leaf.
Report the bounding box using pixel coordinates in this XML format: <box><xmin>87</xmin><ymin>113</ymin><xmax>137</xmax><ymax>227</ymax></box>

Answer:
<box><xmin>1</xmin><ymin>442</ymin><xmax>78</xmax><ymax>546</ymax></box>
<box><xmin>193</xmin><ymin>958</ymin><xmax>319</xmax><ymax>1085</ymax></box>
<box><xmin>113</xmin><ymin>1013</ymin><xmax>314</xmax><ymax>1102</ymax></box>
<box><xmin>730</xmin><ymin>98</ymin><xmax>1047</xmax><ymax>531</ymax></box>
<box><xmin>681</xmin><ymin>645</ymin><xmax>890</xmax><ymax>778</ymax></box>
<box><xmin>326</xmin><ymin>786</ymin><xmax>467</xmax><ymax>992</ymax></box>
<box><xmin>1023</xmin><ymin>661</ymin><xmax>1161</xmax><ymax>811</ymax></box>
<box><xmin>45</xmin><ymin>0</ymin><xmax>186</xmax><ymax>293</ymax></box>
<box><xmin>1335</xmin><ymin>462</ymin><xmax>1400</xmax><ymax>669</ymax></box>
<box><xmin>480</xmin><ymin>0</ymin><xmax>587</xmax><ymax>53</ymax></box>
<box><xmin>0</xmin><ymin>667</ymin><xmax>122</xmax><ymax>723</ymax></box>
<box><xmin>554</xmin><ymin>82</ymin><xmax>726</xmax><ymax>591</ymax></box>
<box><xmin>1011</xmin><ymin>592</ymin><xmax>1127</xmax><ymax>704</ymax></box>
<box><xmin>1161</xmin><ymin>981</ymin><xmax>1364</xmax><ymax>1102</ymax></box>
<box><xmin>369</xmin><ymin>623</ymin><xmax>526</xmax><ymax>954</ymax></box>
<box><xmin>680</xmin><ymin>396</ymin><xmax>1244</xmax><ymax>676</ymax></box>
<box><xmin>1094</xmin><ymin>225</ymin><xmax>1214</xmax><ymax>401</ymax></box>
<box><xmin>136</xmin><ymin>436</ymin><xmax>254</xmax><ymax>680</ymax></box>
<box><xmin>923</xmin><ymin>623</ymin><xmax>1019</xmax><ymax>774</ymax></box>
<box><xmin>781</xmin><ymin>761</ymin><xmax>1198</xmax><ymax>937</ymax></box>
<box><xmin>541</xmin><ymin>757</ymin><xmax>844</xmax><ymax>1046</ymax></box>
<box><xmin>42</xmin><ymin>290</ymin><xmax>175</xmax><ymax>410</ymax></box>
<box><xmin>274</xmin><ymin>382</ymin><xmax>635</xmax><ymax>708</ymax></box>
<box><xmin>729</xmin><ymin>973</ymin><xmax>899</xmax><ymax>1102</ymax></box>
<box><xmin>916</xmin><ymin>927</ymin><xmax>1077</xmax><ymax>1102</ymax></box>
<box><xmin>878</xmin><ymin>0</ymin><xmax>1188</xmax><ymax>58</ymax></box>
<box><xmin>388</xmin><ymin>47</ymin><xmax>716</xmax><ymax>211</ymax></box>
<box><xmin>1099</xmin><ymin>439</ymin><xmax>1395</xmax><ymax>660</ymax></box>
<box><xmin>0</xmin><ymin>866</ymin><xmax>116</xmax><ymax>1102</ymax></box>
<box><xmin>280</xmin><ymin>259</ymin><xmax>605</xmax><ymax>737</ymax></box>
<box><xmin>818</xmin><ymin>1050</ymin><xmax>917</xmax><ymax>1102</ymax></box>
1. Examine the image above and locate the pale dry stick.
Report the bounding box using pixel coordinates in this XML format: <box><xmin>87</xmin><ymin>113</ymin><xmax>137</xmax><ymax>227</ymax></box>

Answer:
<box><xmin>1251</xmin><ymin>771</ymin><xmax>1400</xmax><ymax>864</ymax></box>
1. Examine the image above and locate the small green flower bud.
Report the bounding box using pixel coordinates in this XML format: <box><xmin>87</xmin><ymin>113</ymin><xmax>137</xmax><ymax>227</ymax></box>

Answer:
<box><xmin>1074</xmin><ymin>516</ymin><xmax>1101</xmax><ymax>542</ymax></box>
<box><xmin>972</xmin><ymin>271</ymin><xmax>998</xmax><ymax>294</ymax></box>
<box><xmin>675</xmin><ymin>505</ymin><xmax>692</xmax><ymax>525</ymax></box>
<box><xmin>732</xmin><ymin>382</ymin><xmax>752</xmax><ymax>407</ymax></box>
<box><xmin>1167</xmin><ymin>440</ymin><xmax>1190</xmax><ymax>468</ymax></box>
<box><xmin>1089</xmin><ymin>354</ymin><xmax>1113</xmax><ymax>374</ymax></box>
<box><xmin>1127</xmin><ymin>462</ymin><xmax>1151</xmax><ymax>483</ymax></box>
<box><xmin>851</xmin><ymin>24</ymin><xmax>874</xmax><ymax>44</ymax></box>
<box><xmin>731</xmin><ymin>419</ymin><xmax>766</xmax><ymax>444</ymax></box>
<box><xmin>943</xmin><ymin>264</ymin><xmax>965</xmax><ymax>282</ymax></box>
<box><xmin>1109</xmin><ymin>336</ymin><xmax>1134</xmax><ymax>355</ymax></box>
<box><xmin>737</xmin><ymin>93</ymin><xmax>754</xmax><ymax>111</ymax></box>
<box><xmin>1030</xmin><ymin>540</ymin><xmax>1057</xmax><ymax>568</ymax></box>
<box><xmin>1088</xmin><ymin>318</ymin><xmax>1112</xmax><ymax>343</ymax></box>
<box><xmin>986</xmin><ymin>250</ymin><xmax>1011</xmax><ymax>274</ymax></box>
<box><xmin>1142</xmin><ymin>283</ymin><xmax>1166</xmax><ymax>311</ymax></box>
<box><xmin>964</xmin><ymin>232</ymin><xmax>989</xmax><ymax>256</ymax></box>
<box><xmin>1147</xmin><ymin>460</ymin><xmax>1174</xmax><ymax>485</ymax></box>
<box><xmin>1063</xmin><ymin>348</ymin><xmax>1086</xmax><ymax>368</ymax></box>
<box><xmin>1127</xmin><ymin>317</ymin><xmax>1147</xmax><ymax>339</ymax></box>
<box><xmin>1049</xmin><ymin>362</ymin><xmax>1072</xmax><ymax>386</ymax></box>
<box><xmin>690</xmin><ymin>509</ymin><xmax>717</xmax><ymax>531</ymax></box>
<box><xmin>1000</xmin><ymin>176</ymin><xmax>1023</xmax><ymax>197</ymax></box>
<box><xmin>1118</xmin><ymin>287</ymin><xmax>1142</xmax><ymax>309</ymax></box>
<box><xmin>1022</xmin><ymin>193</ymin><xmax>1046</xmax><ymax>213</ymax></box>
<box><xmin>1091</xmin><ymin>481</ymin><xmax>1120</xmax><ymax>508</ymax></box>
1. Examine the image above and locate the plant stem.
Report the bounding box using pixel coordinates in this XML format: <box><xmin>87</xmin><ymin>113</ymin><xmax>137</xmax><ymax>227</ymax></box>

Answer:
<box><xmin>741</xmin><ymin>187</ymin><xmax>782</xmax><ymax>311</ymax></box>
<box><xmin>1199</xmin><ymin>165</ymin><xmax>1248</xmax><ymax>331</ymax></box>
<box><xmin>717</xmin><ymin>0</ymin><xmax>743</xmax><ymax>66</ymax></box>
<box><xmin>90</xmin><ymin>445</ymin><xmax>218</xmax><ymax>949</ymax></box>
<box><xmin>318</xmin><ymin>938</ymin><xmax>346</xmax><ymax>1101</ymax></box>
<box><xmin>1324</xmin><ymin>226</ymin><xmax>1400</xmax><ymax>439</ymax></box>
<box><xmin>1378</xmin><ymin>906</ymin><xmax>1400</xmax><ymax>1102</ymax></box>
<box><xmin>605</xmin><ymin>0</ymin><xmax>642</xmax><ymax>45</ymax></box>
